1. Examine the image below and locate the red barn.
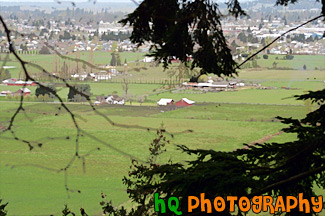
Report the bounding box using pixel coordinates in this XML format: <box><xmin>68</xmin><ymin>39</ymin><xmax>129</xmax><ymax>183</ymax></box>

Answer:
<box><xmin>13</xmin><ymin>88</ymin><xmax>31</xmax><ymax>96</ymax></box>
<box><xmin>175</xmin><ymin>98</ymin><xmax>195</xmax><ymax>107</ymax></box>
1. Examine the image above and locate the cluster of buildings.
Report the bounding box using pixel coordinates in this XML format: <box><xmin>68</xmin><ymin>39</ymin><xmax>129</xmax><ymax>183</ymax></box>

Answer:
<box><xmin>0</xmin><ymin>78</ymin><xmax>33</xmax><ymax>97</ymax></box>
<box><xmin>0</xmin><ymin>88</ymin><xmax>31</xmax><ymax>97</ymax></box>
<box><xmin>2</xmin><ymin>78</ymin><xmax>37</xmax><ymax>86</ymax></box>
<box><xmin>94</xmin><ymin>94</ymin><xmax>125</xmax><ymax>105</ymax></box>
<box><xmin>157</xmin><ymin>98</ymin><xmax>195</xmax><ymax>107</ymax></box>
<box><xmin>182</xmin><ymin>79</ymin><xmax>245</xmax><ymax>92</ymax></box>
<box><xmin>223</xmin><ymin>17</ymin><xmax>325</xmax><ymax>55</ymax></box>
<box><xmin>2</xmin><ymin>7</ymin><xmax>324</xmax><ymax>56</ymax></box>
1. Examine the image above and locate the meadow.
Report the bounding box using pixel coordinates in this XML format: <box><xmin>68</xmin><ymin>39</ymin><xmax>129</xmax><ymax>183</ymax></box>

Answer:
<box><xmin>0</xmin><ymin>52</ymin><xmax>324</xmax><ymax>215</ymax></box>
<box><xmin>0</xmin><ymin>100</ymin><xmax>317</xmax><ymax>215</ymax></box>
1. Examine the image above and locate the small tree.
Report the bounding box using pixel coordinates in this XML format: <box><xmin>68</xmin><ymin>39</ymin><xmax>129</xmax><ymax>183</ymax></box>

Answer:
<box><xmin>197</xmin><ymin>74</ymin><xmax>208</xmax><ymax>83</ymax></box>
<box><xmin>35</xmin><ymin>85</ymin><xmax>56</xmax><ymax>98</ymax></box>
<box><xmin>137</xmin><ymin>96</ymin><xmax>144</xmax><ymax>106</ymax></box>
<box><xmin>110</xmin><ymin>52</ymin><xmax>117</xmax><ymax>66</ymax></box>
<box><xmin>303</xmin><ymin>64</ymin><xmax>307</xmax><ymax>70</ymax></box>
<box><xmin>252</xmin><ymin>59</ymin><xmax>258</xmax><ymax>68</ymax></box>
<box><xmin>116</xmin><ymin>52</ymin><xmax>122</xmax><ymax>66</ymax></box>
<box><xmin>285</xmin><ymin>55</ymin><xmax>294</xmax><ymax>60</ymax></box>
<box><xmin>0</xmin><ymin>69</ymin><xmax>11</xmax><ymax>81</ymax></box>
<box><xmin>263</xmin><ymin>54</ymin><xmax>268</xmax><ymax>59</ymax></box>
<box><xmin>272</xmin><ymin>61</ymin><xmax>278</xmax><ymax>69</ymax></box>
<box><xmin>68</xmin><ymin>84</ymin><xmax>91</xmax><ymax>102</ymax></box>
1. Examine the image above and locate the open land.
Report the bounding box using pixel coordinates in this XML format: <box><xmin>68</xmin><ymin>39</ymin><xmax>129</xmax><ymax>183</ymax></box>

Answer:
<box><xmin>0</xmin><ymin>53</ymin><xmax>324</xmax><ymax>215</ymax></box>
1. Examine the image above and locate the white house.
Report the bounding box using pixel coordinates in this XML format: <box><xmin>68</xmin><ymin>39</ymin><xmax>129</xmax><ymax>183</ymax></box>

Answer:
<box><xmin>106</xmin><ymin>95</ymin><xmax>125</xmax><ymax>105</ymax></box>
<box><xmin>143</xmin><ymin>56</ymin><xmax>155</xmax><ymax>63</ymax></box>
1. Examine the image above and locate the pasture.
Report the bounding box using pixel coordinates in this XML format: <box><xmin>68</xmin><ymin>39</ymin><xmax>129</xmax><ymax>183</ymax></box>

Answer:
<box><xmin>0</xmin><ymin>100</ymin><xmax>318</xmax><ymax>215</ymax></box>
<box><xmin>0</xmin><ymin>52</ymin><xmax>324</xmax><ymax>215</ymax></box>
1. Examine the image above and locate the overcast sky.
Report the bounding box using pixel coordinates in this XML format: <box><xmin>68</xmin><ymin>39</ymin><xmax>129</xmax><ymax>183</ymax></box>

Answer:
<box><xmin>1</xmin><ymin>0</ymin><xmax>132</xmax><ymax>2</ymax></box>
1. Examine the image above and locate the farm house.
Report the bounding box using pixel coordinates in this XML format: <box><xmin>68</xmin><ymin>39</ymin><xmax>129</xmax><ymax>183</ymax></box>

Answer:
<box><xmin>2</xmin><ymin>79</ymin><xmax>36</xmax><ymax>86</ymax></box>
<box><xmin>13</xmin><ymin>88</ymin><xmax>31</xmax><ymax>96</ymax></box>
<box><xmin>0</xmin><ymin>90</ymin><xmax>12</xmax><ymax>96</ymax></box>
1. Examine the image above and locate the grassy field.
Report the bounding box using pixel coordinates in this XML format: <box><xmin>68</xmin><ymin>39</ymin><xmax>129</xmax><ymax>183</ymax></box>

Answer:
<box><xmin>0</xmin><ymin>100</ymin><xmax>319</xmax><ymax>215</ymax></box>
<box><xmin>2</xmin><ymin>53</ymin><xmax>324</xmax><ymax>81</ymax></box>
<box><xmin>0</xmin><ymin>52</ymin><xmax>324</xmax><ymax>215</ymax></box>
<box><xmin>255</xmin><ymin>54</ymin><xmax>325</xmax><ymax>70</ymax></box>
<box><xmin>1</xmin><ymin>52</ymin><xmax>147</xmax><ymax>78</ymax></box>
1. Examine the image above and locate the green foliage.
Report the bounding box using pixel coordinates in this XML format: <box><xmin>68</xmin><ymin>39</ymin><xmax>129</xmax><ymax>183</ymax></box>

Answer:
<box><xmin>197</xmin><ymin>74</ymin><xmax>208</xmax><ymax>83</ymax></box>
<box><xmin>252</xmin><ymin>59</ymin><xmax>258</xmax><ymax>68</ymax></box>
<box><xmin>237</xmin><ymin>32</ymin><xmax>247</xmax><ymax>43</ymax></box>
<box><xmin>272</xmin><ymin>61</ymin><xmax>278</xmax><ymax>69</ymax></box>
<box><xmin>120</xmin><ymin>0</ymin><xmax>241</xmax><ymax>77</ymax></box>
<box><xmin>110</xmin><ymin>52</ymin><xmax>117</xmax><ymax>66</ymax></box>
<box><xmin>285</xmin><ymin>55</ymin><xmax>294</xmax><ymax>60</ymax></box>
<box><xmin>230</xmin><ymin>40</ymin><xmax>238</xmax><ymax>48</ymax></box>
<box><xmin>35</xmin><ymin>85</ymin><xmax>57</xmax><ymax>98</ymax></box>
<box><xmin>110</xmin><ymin>52</ymin><xmax>122</xmax><ymax>66</ymax></box>
<box><xmin>59</xmin><ymin>31</ymin><xmax>72</xmax><ymax>40</ymax></box>
<box><xmin>20</xmin><ymin>43</ymin><xmax>28</xmax><ymax>51</ymax></box>
<box><xmin>39</xmin><ymin>46</ymin><xmax>51</xmax><ymax>55</ymax></box>
<box><xmin>263</xmin><ymin>54</ymin><xmax>268</xmax><ymax>59</ymax></box>
<box><xmin>67</xmin><ymin>84</ymin><xmax>91</xmax><ymax>102</ymax></box>
<box><xmin>101</xmin><ymin>32</ymin><xmax>131</xmax><ymax>41</ymax></box>
<box><xmin>0</xmin><ymin>69</ymin><xmax>11</xmax><ymax>81</ymax></box>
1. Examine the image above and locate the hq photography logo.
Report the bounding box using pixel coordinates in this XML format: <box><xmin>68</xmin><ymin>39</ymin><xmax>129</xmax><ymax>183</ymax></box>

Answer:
<box><xmin>154</xmin><ymin>193</ymin><xmax>324</xmax><ymax>215</ymax></box>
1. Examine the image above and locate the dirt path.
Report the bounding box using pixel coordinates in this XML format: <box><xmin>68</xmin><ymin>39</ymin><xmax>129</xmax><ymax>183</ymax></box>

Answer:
<box><xmin>242</xmin><ymin>131</ymin><xmax>283</xmax><ymax>149</ymax></box>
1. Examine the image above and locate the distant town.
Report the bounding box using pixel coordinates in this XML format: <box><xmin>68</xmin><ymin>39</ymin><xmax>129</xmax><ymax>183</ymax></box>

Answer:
<box><xmin>0</xmin><ymin>0</ymin><xmax>324</xmax><ymax>56</ymax></box>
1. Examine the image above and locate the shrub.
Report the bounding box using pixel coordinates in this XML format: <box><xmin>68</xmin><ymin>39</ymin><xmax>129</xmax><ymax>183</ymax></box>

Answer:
<box><xmin>198</xmin><ymin>74</ymin><xmax>208</xmax><ymax>83</ymax></box>
<box><xmin>285</xmin><ymin>55</ymin><xmax>294</xmax><ymax>60</ymax></box>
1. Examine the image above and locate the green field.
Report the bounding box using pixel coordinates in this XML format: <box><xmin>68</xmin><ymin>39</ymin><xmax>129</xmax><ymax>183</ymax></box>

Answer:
<box><xmin>0</xmin><ymin>52</ymin><xmax>324</xmax><ymax>215</ymax></box>
<box><xmin>0</xmin><ymin>100</ymin><xmax>322</xmax><ymax>215</ymax></box>
<box><xmin>255</xmin><ymin>54</ymin><xmax>325</xmax><ymax>70</ymax></box>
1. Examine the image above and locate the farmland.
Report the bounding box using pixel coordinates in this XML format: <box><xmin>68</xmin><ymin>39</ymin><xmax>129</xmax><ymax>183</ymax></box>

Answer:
<box><xmin>0</xmin><ymin>101</ymin><xmax>317</xmax><ymax>215</ymax></box>
<box><xmin>0</xmin><ymin>53</ymin><xmax>324</xmax><ymax>215</ymax></box>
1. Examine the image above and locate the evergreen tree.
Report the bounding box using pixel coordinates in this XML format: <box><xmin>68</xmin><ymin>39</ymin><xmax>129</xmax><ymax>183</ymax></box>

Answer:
<box><xmin>67</xmin><ymin>84</ymin><xmax>91</xmax><ymax>102</ymax></box>
<box><xmin>110</xmin><ymin>52</ymin><xmax>117</xmax><ymax>66</ymax></box>
<box><xmin>116</xmin><ymin>52</ymin><xmax>121</xmax><ymax>66</ymax></box>
<box><xmin>35</xmin><ymin>85</ymin><xmax>57</xmax><ymax>98</ymax></box>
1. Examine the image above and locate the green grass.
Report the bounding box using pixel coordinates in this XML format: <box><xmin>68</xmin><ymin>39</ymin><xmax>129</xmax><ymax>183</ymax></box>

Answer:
<box><xmin>148</xmin><ymin>88</ymin><xmax>315</xmax><ymax>105</ymax></box>
<box><xmin>0</xmin><ymin>52</ymin><xmax>324</xmax><ymax>215</ymax></box>
<box><xmin>255</xmin><ymin>54</ymin><xmax>325</xmax><ymax>70</ymax></box>
<box><xmin>237</xmin><ymin>69</ymin><xmax>325</xmax><ymax>81</ymax></box>
<box><xmin>0</xmin><ymin>101</ymin><xmax>312</xmax><ymax>215</ymax></box>
<box><xmin>1</xmin><ymin>52</ymin><xmax>147</xmax><ymax>78</ymax></box>
<box><xmin>0</xmin><ymin>83</ymin><xmax>163</xmax><ymax>101</ymax></box>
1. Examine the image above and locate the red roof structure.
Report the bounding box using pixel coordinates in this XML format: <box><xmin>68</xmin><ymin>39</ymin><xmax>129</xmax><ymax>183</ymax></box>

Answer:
<box><xmin>175</xmin><ymin>98</ymin><xmax>195</xmax><ymax>107</ymax></box>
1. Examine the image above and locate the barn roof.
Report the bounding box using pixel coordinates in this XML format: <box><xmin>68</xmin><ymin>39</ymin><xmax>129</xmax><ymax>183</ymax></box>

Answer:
<box><xmin>20</xmin><ymin>88</ymin><xmax>31</xmax><ymax>93</ymax></box>
<box><xmin>157</xmin><ymin>98</ymin><xmax>174</xmax><ymax>106</ymax></box>
<box><xmin>181</xmin><ymin>98</ymin><xmax>195</xmax><ymax>104</ymax></box>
